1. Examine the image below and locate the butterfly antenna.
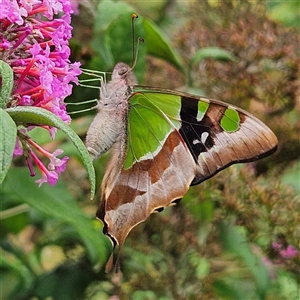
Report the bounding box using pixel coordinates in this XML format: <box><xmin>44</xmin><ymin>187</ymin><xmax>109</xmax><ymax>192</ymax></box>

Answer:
<box><xmin>131</xmin><ymin>13</ymin><xmax>138</xmax><ymax>65</ymax></box>
<box><xmin>131</xmin><ymin>37</ymin><xmax>144</xmax><ymax>71</ymax></box>
<box><xmin>130</xmin><ymin>14</ymin><xmax>144</xmax><ymax>71</ymax></box>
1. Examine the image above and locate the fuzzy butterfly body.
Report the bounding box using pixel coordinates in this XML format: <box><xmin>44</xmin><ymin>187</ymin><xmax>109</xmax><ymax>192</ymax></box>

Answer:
<box><xmin>86</xmin><ymin>62</ymin><xmax>277</xmax><ymax>256</ymax></box>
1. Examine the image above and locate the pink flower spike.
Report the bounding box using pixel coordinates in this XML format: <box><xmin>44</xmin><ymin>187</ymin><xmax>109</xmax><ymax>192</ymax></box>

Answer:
<box><xmin>25</xmin><ymin>136</ymin><xmax>53</xmax><ymax>156</ymax></box>
<box><xmin>35</xmin><ymin>172</ymin><xmax>48</xmax><ymax>187</ymax></box>
<box><xmin>35</xmin><ymin>170</ymin><xmax>58</xmax><ymax>187</ymax></box>
<box><xmin>272</xmin><ymin>242</ymin><xmax>282</xmax><ymax>250</ymax></box>
<box><xmin>13</xmin><ymin>138</ymin><xmax>24</xmax><ymax>157</ymax></box>
<box><xmin>280</xmin><ymin>245</ymin><xmax>298</xmax><ymax>259</ymax></box>
<box><xmin>2</xmin><ymin>0</ymin><xmax>81</xmax><ymax>186</ymax></box>
<box><xmin>30</xmin><ymin>149</ymin><xmax>58</xmax><ymax>186</ymax></box>
<box><xmin>47</xmin><ymin>170</ymin><xmax>59</xmax><ymax>185</ymax></box>
<box><xmin>16</xmin><ymin>58</ymin><xmax>35</xmax><ymax>86</ymax></box>
<box><xmin>49</xmin><ymin>127</ymin><xmax>57</xmax><ymax>139</ymax></box>
<box><xmin>21</xmin><ymin>95</ymin><xmax>31</xmax><ymax>105</ymax></box>
<box><xmin>26</xmin><ymin>154</ymin><xmax>36</xmax><ymax>177</ymax></box>
<box><xmin>48</xmin><ymin>149</ymin><xmax>69</xmax><ymax>174</ymax></box>
<box><xmin>24</xmin><ymin>137</ymin><xmax>68</xmax><ymax>176</ymax></box>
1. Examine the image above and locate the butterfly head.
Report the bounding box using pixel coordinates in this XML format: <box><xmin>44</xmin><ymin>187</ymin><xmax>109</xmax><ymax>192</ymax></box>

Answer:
<box><xmin>112</xmin><ymin>62</ymin><xmax>137</xmax><ymax>86</ymax></box>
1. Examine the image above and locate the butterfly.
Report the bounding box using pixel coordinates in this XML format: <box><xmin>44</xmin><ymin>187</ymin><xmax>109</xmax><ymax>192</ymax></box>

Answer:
<box><xmin>86</xmin><ymin>62</ymin><xmax>277</xmax><ymax>267</ymax></box>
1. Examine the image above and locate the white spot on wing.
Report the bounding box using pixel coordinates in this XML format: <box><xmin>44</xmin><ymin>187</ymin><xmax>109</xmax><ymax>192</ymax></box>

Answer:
<box><xmin>201</xmin><ymin>132</ymin><xmax>209</xmax><ymax>144</ymax></box>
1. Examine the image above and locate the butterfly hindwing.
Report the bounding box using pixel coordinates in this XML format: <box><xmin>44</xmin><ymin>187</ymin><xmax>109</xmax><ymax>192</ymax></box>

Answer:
<box><xmin>98</xmin><ymin>89</ymin><xmax>196</xmax><ymax>248</ymax></box>
<box><xmin>97</xmin><ymin>86</ymin><xmax>277</xmax><ymax>249</ymax></box>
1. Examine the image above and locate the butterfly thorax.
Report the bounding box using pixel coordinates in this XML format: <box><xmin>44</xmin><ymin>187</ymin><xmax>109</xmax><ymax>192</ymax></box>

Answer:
<box><xmin>86</xmin><ymin>63</ymin><xmax>137</xmax><ymax>160</ymax></box>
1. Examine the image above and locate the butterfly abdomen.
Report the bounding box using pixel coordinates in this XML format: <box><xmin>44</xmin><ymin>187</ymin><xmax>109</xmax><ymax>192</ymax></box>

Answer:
<box><xmin>86</xmin><ymin>109</ymin><xmax>125</xmax><ymax>160</ymax></box>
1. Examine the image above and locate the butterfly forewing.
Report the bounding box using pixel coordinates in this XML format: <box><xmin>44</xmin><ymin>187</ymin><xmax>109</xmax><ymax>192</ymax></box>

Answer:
<box><xmin>160</xmin><ymin>90</ymin><xmax>278</xmax><ymax>184</ymax></box>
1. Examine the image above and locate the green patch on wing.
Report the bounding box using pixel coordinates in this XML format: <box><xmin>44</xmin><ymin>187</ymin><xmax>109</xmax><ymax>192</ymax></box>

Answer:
<box><xmin>124</xmin><ymin>92</ymin><xmax>181</xmax><ymax>169</ymax></box>
<box><xmin>197</xmin><ymin>100</ymin><xmax>209</xmax><ymax>121</ymax></box>
<box><xmin>220</xmin><ymin>107</ymin><xmax>240</xmax><ymax>132</ymax></box>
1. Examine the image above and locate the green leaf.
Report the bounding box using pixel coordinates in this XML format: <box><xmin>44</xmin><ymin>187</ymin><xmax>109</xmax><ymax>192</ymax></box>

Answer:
<box><xmin>91</xmin><ymin>0</ymin><xmax>146</xmax><ymax>81</ymax></box>
<box><xmin>218</xmin><ymin>222</ymin><xmax>271</xmax><ymax>298</ymax></box>
<box><xmin>91</xmin><ymin>1</ymin><xmax>184</xmax><ymax>78</ymax></box>
<box><xmin>95</xmin><ymin>0</ymin><xmax>135</xmax><ymax>32</ymax></box>
<box><xmin>0</xmin><ymin>60</ymin><xmax>14</xmax><ymax>109</ymax></box>
<box><xmin>0</xmin><ymin>109</ymin><xmax>17</xmax><ymax>184</ymax></box>
<box><xmin>267</xmin><ymin>1</ymin><xmax>300</xmax><ymax>29</ymax></box>
<box><xmin>0</xmin><ymin>204</ymin><xmax>29</xmax><ymax>237</ymax></box>
<box><xmin>190</xmin><ymin>47</ymin><xmax>235</xmax><ymax>66</ymax></box>
<box><xmin>0</xmin><ymin>247</ymin><xmax>34</xmax><ymax>296</ymax></box>
<box><xmin>2</xmin><ymin>167</ymin><xmax>111</xmax><ymax>265</ymax></box>
<box><xmin>5</xmin><ymin>106</ymin><xmax>96</xmax><ymax>199</ymax></box>
<box><xmin>213</xmin><ymin>279</ymin><xmax>246</xmax><ymax>300</ymax></box>
<box><xmin>281</xmin><ymin>160</ymin><xmax>300</xmax><ymax>193</ymax></box>
<box><xmin>143</xmin><ymin>18</ymin><xmax>184</xmax><ymax>72</ymax></box>
<box><xmin>277</xmin><ymin>270</ymin><xmax>300</xmax><ymax>299</ymax></box>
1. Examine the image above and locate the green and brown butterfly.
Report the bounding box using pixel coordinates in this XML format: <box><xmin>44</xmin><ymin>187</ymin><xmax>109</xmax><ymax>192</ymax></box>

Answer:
<box><xmin>85</xmin><ymin>61</ymin><xmax>277</xmax><ymax>268</ymax></box>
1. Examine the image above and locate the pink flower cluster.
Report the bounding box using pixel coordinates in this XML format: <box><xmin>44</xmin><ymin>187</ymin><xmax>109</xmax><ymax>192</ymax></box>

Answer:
<box><xmin>0</xmin><ymin>0</ymin><xmax>81</xmax><ymax>126</ymax></box>
<box><xmin>1</xmin><ymin>0</ymin><xmax>81</xmax><ymax>186</ymax></box>
<box><xmin>272</xmin><ymin>242</ymin><xmax>298</xmax><ymax>259</ymax></box>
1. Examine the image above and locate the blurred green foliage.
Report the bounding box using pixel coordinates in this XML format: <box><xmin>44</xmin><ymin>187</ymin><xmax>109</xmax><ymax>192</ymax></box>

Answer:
<box><xmin>266</xmin><ymin>0</ymin><xmax>300</xmax><ymax>29</ymax></box>
<box><xmin>1</xmin><ymin>0</ymin><xmax>299</xmax><ymax>299</ymax></box>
